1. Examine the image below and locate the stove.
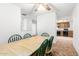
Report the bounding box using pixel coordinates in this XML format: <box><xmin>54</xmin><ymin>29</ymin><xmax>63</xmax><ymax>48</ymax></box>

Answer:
<box><xmin>63</xmin><ymin>29</ymin><xmax>68</xmax><ymax>37</ymax></box>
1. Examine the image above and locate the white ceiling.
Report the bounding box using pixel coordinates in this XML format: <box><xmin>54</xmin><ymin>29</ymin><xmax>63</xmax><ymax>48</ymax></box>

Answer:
<box><xmin>14</xmin><ymin>3</ymin><xmax>77</xmax><ymax>19</ymax></box>
<box><xmin>14</xmin><ymin>3</ymin><xmax>35</xmax><ymax>14</ymax></box>
<box><xmin>52</xmin><ymin>3</ymin><xmax>76</xmax><ymax>19</ymax></box>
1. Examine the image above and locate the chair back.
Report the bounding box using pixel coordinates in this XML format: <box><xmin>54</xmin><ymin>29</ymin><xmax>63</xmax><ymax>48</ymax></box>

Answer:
<box><xmin>47</xmin><ymin>36</ymin><xmax>54</xmax><ymax>51</ymax></box>
<box><xmin>23</xmin><ymin>33</ymin><xmax>32</xmax><ymax>39</ymax></box>
<box><xmin>41</xmin><ymin>32</ymin><xmax>50</xmax><ymax>37</ymax></box>
<box><xmin>8</xmin><ymin>34</ymin><xmax>22</xmax><ymax>43</ymax></box>
<box><xmin>36</xmin><ymin>39</ymin><xmax>48</xmax><ymax>56</ymax></box>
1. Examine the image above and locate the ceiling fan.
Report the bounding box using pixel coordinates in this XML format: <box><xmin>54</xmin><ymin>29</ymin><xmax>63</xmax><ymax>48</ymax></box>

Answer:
<box><xmin>33</xmin><ymin>3</ymin><xmax>59</xmax><ymax>12</ymax></box>
<box><xmin>22</xmin><ymin>3</ymin><xmax>59</xmax><ymax>15</ymax></box>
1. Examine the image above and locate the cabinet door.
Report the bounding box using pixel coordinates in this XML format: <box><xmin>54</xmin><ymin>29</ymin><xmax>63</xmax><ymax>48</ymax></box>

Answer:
<box><xmin>68</xmin><ymin>31</ymin><xmax>73</xmax><ymax>37</ymax></box>
<box><xmin>57</xmin><ymin>22</ymin><xmax>70</xmax><ymax>28</ymax></box>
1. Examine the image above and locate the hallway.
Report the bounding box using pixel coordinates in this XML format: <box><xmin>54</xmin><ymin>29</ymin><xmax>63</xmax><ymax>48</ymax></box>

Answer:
<box><xmin>52</xmin><ymin>37</ymin><xmax>78</xmax><ymax>56</ymax></box>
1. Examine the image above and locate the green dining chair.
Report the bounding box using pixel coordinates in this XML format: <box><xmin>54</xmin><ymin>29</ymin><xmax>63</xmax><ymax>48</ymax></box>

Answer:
<box><xmin>41</xmin><ymin>32</ymin><xmax>50</xmax><ymax>37</ymax></box>
<box><xmin>46</xmin><ymin>36</ymin><xmax>54</xmax><ymax>56</ymax></box>
<box><xmin>23</xmin><ymin>33</ymin><xmax>32</xmax><ymax>39</ymax></box>
<box><xmin>36</xmin><ymin>39</ymin><xmax>48</xmax><ymax>56</ymax></box>
<box><xmin>8</xmin><ymin>34</ymin><xmax>22</xmax><ymax>43</ymax></box>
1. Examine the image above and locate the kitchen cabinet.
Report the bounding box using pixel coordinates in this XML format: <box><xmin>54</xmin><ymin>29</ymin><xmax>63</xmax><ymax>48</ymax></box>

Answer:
<box><xmin>68</xmin><ymin>31</ymin><xmax>73</xmax><ymax>37</ymax></box>
<box><xmin>57</xmin><ymin>22</ymin><xmax>70</xmax><ymax>28</ymax></box>
<box><xmin>57</xmin><ymin>30</ymin><xmax>73</xmax><ymax>37</ymax></box>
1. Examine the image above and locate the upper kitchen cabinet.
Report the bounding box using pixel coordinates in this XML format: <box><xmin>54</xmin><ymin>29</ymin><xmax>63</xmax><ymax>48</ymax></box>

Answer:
<box><xmin>57</xmin><ymin>20</ymin><xmax>70</xmax><ymax>28</ymax></box>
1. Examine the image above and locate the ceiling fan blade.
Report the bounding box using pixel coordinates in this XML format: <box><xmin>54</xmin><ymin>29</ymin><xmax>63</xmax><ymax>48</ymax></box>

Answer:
<box><xmin>42</xmin><ymin>4</ymin><xmax>51</xmax><ymax>11</ymax></box>
<box><xmin>48</xmin><ymin>3</ymin><xmax>60</xmax><ymax>11</ymax></box>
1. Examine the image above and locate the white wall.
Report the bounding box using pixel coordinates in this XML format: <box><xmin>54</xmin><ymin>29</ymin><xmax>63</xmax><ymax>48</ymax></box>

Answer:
<box><xmin>37</xmin><ymin>12</ymin><xmax>57</xmax><ymax>43</ymax></box>
<box><xmin>69</xmin><ymin>19</ymin><xmax>73</xmax><ymax>30</ymax></box>
<box><xmin>72</xmin><ymin>4</ymin><xmax>79</xmax><ymax>55</ymax></box>
<box><xmin>0</xmin><ymin>4</ymin><xmax>21</xmax><ymax>44</ymax></box>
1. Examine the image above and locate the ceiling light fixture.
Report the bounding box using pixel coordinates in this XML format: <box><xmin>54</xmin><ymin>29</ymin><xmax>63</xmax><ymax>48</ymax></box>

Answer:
<box><xmin>37</xmin><ymin>3</ymin><xmax>51</xmax><ymax>11</ymax></box>
<box><xmin>37</xmin><ymin>4</ymin><xmax>47</xmax><ymax>11</ymax></box>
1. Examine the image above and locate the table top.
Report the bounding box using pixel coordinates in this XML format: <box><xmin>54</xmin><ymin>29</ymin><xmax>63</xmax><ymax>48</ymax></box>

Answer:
<box><xmin>0</xmin><ymin>36</ymin><xmax>47</xmax><ymax>56</ymax></box>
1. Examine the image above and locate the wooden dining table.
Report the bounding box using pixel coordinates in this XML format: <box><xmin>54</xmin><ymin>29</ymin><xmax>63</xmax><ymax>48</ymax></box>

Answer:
<box><xmin>0</xmin><ymin>36</ymin><xmax>48</xmax><ymax>56</ymax></box>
